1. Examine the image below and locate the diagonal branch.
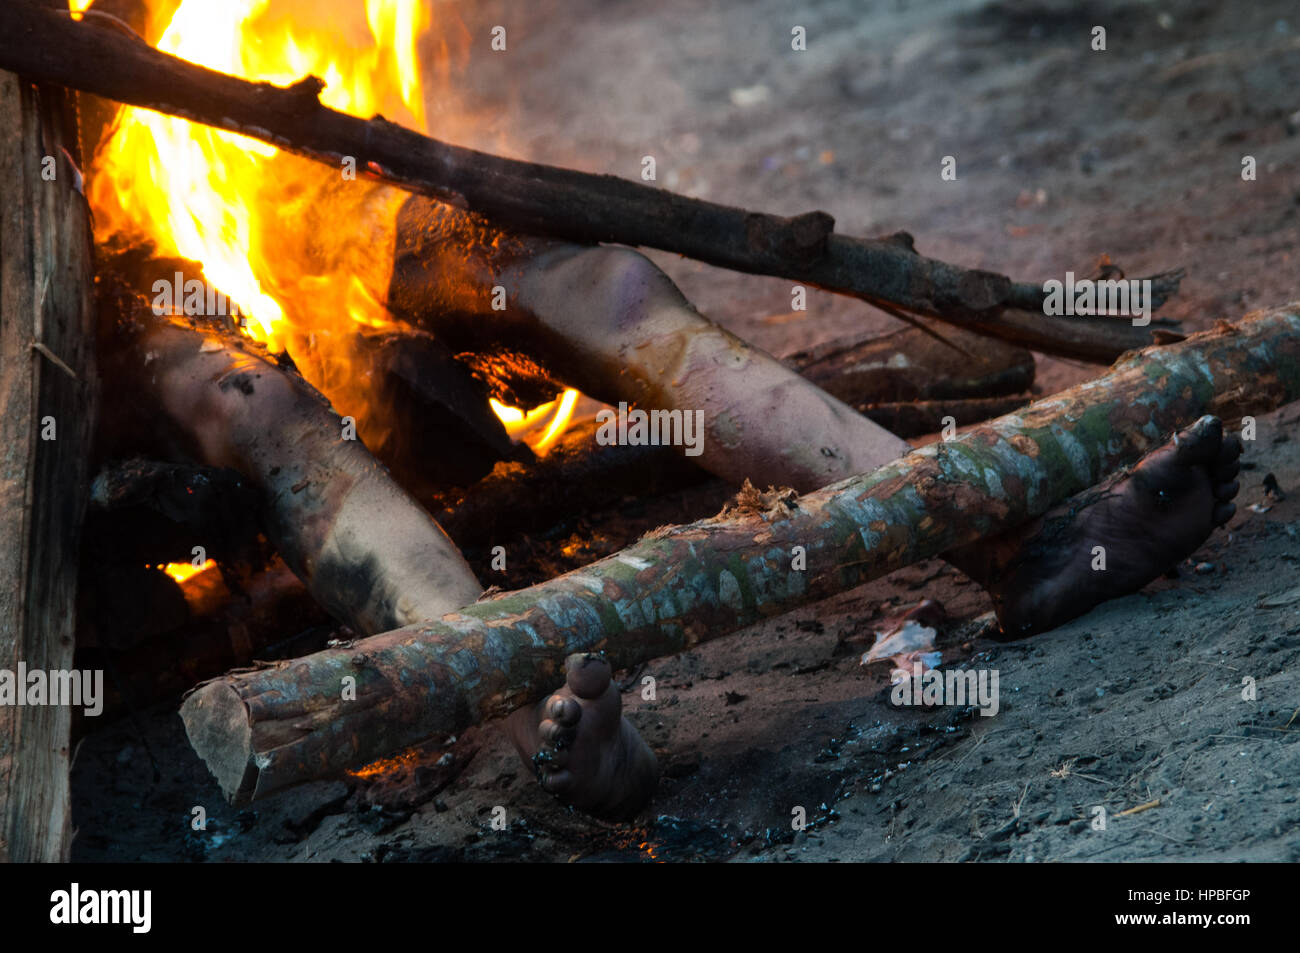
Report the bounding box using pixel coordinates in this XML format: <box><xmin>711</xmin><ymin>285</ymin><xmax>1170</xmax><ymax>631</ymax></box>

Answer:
<box><xmin>1</xmin><ymin>0</ymin><xmax>1177</xmax><ymax>361</ymax></box>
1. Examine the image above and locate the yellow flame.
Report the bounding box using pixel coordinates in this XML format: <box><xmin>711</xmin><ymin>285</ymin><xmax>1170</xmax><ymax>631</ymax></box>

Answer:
<box><xmin>88</xmin><ymin>0</ymin><xmax>427</xmax><ymax>349</ymax></box>
<box><xmin>490</xmin><ymin>388</ymin><xmax>580</xmax><ymax>456</ymax></box>
<box><xmin>89</xmin><ymin>1</ymin><xmax>586</xmax><ymax>454</ymax></box>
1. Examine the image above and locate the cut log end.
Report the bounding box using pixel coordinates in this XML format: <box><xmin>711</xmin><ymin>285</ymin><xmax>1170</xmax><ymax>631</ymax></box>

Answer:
<box><xmin>180</xmin><ymin>682</ymin><xmax>258</xmax><ymax>804</ymax></box>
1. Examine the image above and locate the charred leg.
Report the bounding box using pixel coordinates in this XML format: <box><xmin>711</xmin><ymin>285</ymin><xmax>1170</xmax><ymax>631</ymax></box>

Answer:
<box><xmin>385</xmin><ymin>194</ymin><xmax>913</xmax><ymax>492</ymax></box>
<box><xmin>129</xmin><ymin>320</ymin><xmax>483</xmax><ymax>635</ymax></box>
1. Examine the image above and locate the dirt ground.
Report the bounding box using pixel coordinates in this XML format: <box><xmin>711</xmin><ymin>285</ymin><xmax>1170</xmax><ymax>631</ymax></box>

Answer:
<box><xmin>71</xmin><ymin>0</ymin><xmax>1300</xmax><ymax>861</ymax></box>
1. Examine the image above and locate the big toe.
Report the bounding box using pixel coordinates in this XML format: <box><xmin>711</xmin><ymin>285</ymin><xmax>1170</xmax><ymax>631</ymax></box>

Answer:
<box><xmin>565</xmin><ymin>652</ymin><xmax>613</xmax><ymax>700</ymax></box>
<box><xmin>1172</xmin><ymin>415</ymin><xmax>1223</xmax><ymax>466</ymax></box>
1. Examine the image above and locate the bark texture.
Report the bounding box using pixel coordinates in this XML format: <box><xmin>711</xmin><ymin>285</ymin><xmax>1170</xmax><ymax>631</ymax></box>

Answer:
<box><xmin>182</xmin><ymin>306</ymin><xmax>1300</xmax><ymax>803</ymax></box>
<box><xmin>0</xmin><ymin>50</ymin><xmax>97</xmax><ymax>860</ymax></box>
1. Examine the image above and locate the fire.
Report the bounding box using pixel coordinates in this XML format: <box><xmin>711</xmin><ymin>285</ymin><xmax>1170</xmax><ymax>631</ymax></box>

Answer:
<box><xmin>490</xmin><ymin>389</ymin><xmax>580</xmax><ymax>455</ymax></box>
<box><xmin>154</xmin><ymin>559</ymin><xmax>217</xmax><ymax>584</ymax></box>
<box><xmin>85</xmin><ymin>0</ymin><xmax>579</xmax><ymax>455</ymax></box>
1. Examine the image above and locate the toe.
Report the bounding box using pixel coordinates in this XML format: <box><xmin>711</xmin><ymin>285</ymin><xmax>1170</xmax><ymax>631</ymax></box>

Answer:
<box><xmin>1214</xmin><ymin>479</ymin><xmax>1239</xmax><ymax>502</ymax></box>
<box><xmin>565</xmin><ymin>652</ymin><xmax>613</xmax><ymax>699</ymax></box>
<box><xmin>1213</xmin><ymin>501</ymin><xmax>1236</xmax><ymax>526</ymax></box>
<box><xmin>533</xmin><ymin>745</ymin><xmax>569</xmax><ymax>773</ymax></box>
<box><xmin>539</xmin><ymin>767</ymin><xmax>576</xmax><ymax>797</ymax></box>
<box><xmin>547</xmin><ymin>694</ymin><xmax>582</xmax><ymax>727</ymax></box>
<box><xmin>1172</xmin><ymin>415</ymin><xmax>1223</xmax><ymax>466</ymax></box>
<box><xmin>539</xmin><ymin>717</ymin><xmax>574</xmax><ymax>749</ymax></box>
<box><xmin>1220</xmin><ymin>434</ymin><xmax>1243</xmax><ymax>462</ymax></box>
<box><xmin>1212</xmin><ymin>457</ymin><xmax>1240</xmax><ymax>483</ymax></box>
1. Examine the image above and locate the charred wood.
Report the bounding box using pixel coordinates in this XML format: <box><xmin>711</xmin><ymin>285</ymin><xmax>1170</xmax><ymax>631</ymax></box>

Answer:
<box><xmin>0</xmin><ymin>1</ymin><xmax>1179</xmax><ymax>361</ymax></box>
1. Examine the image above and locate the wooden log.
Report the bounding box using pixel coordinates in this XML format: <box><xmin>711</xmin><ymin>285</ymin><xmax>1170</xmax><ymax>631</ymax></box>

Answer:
<box><xmin>181</xmin><ymin>305</ymin><xmax>1300</xmax><ymax>802</ymax></box>
<box><xmin>857</xmin><ymin>395</ymin><xmax>1032</xmax><ymax>437</ymax></box>
<box><xmin>784</xmin><ymin>324</ymin><xmax>1034</xmax><ymax>404</ymax></box>
<box><xmin>0</xmin><ymin>28</ymin><xmax>97</xmax><ymax>860</ymax></box>
<box><xmin>85</xmin><ymin>458</ymin><xmax>264</xmax><ymax>575</ymax></box>
<box><xmin>0</xmin><ymin>1</ymin><xmax>1177</xmax><ymax>362</ymax></box>
<box><xmin>434</xmin><ymin>330</ymin><xmax>1035</xmax><ymax>548</ymax></box>
<box><xmin>356</xmin><ymin>328</ymin><xmax>518</xmax><ymax>493</ymax></box>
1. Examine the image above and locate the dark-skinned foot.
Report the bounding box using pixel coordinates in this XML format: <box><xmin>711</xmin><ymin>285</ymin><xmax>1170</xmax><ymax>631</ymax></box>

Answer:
<box><xmin>505</xmin><ymin>652</ymin><xmax>659</xmax><ymax>821</ymax></box>
<box><xmin>949</xmin><ymin>415</ymin><xmax>1241</xmax><ymax>637</ymax></box>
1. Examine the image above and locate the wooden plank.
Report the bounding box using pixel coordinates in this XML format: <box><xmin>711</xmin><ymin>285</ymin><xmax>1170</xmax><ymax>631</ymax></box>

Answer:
<box><xmin>0</xmin><ymin>45</ymin><xmax>97</xmax><ymax>861</ymax></box>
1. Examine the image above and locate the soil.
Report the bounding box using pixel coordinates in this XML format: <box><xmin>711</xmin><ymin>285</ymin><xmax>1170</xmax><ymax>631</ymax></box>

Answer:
<box><xmin>70</xmin><ymin>0</ymin><xmax>1300</xmax><ymax>862</ymax></box>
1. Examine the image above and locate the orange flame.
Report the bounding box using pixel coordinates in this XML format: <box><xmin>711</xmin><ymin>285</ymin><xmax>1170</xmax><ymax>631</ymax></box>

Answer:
<box><xmin>87</xmin><ymin>0</ymin><xmax>582</xmax><ymax>453</ymax></box>
<box><xmin>490</xmin><ymin>389</ymin><xmax>580</xmax><ymax>456</ymax></box>
<box><xmin>154</xmin><ymin>559</ymin><xmax>217</xmax><ymax>584</ymax></box>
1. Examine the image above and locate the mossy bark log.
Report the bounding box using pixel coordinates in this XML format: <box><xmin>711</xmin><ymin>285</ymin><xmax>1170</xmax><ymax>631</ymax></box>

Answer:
<box><xmin>182</xmin><ymin>306</ymin><xmax>1300</xmax><ymax>803</ymax></box>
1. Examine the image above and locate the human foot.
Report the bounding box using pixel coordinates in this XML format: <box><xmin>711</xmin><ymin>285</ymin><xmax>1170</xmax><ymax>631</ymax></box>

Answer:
<box><xmin>506</xmin><ymin>652</ymin><xmax>659</xmax><ymax>820</ymax></box>
<box><xmin>951</xmin><ymin>415</ymin><xmax>1241</xmax><ymax>637</ymax></box>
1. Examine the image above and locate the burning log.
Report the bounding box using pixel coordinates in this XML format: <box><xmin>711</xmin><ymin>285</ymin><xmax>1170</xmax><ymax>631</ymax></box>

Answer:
<box><xmin>0</xmin><ymin>0</ymin><xmax>1178</xmax><ymax>362</ymax></box>
<box><xmin>347</xmin><ymin>328</ymin><xmax>520</xmax><ymax>494</ymax></box>
<box><xmin>85</xmin><ymin>458</ymin><xmax>265</xmax><ymax>580</ymax></box>
<box><xmin>75</xmin><ymin>558</ymin><xmax>332</xmax><ymax>726</ymax></box>
<box><xmin>434</xmin><ymin>327</ymin><xmax>1035</xmax><ymax>548</ymax></box>
<box><xmin>117</xmin><ymin>317</ymin><xmax>482</xmax><ymax>635</ymax></box>
<box><xmin>0</xmin><ymin>39</ymin><xmax>97</xmax><ymax>861</ymax></box>
<box><xmin>181</xmin><ymin>304</ymin><xmax>1300</xmax><ymax>802</ymax></box>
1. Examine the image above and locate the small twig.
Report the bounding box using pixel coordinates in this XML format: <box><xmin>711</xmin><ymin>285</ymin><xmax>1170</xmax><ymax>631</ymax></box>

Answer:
<box><xmin>1114</xmin><ymin>798</ymin><xmax>1161</xmax><ymax>818</ymax></box>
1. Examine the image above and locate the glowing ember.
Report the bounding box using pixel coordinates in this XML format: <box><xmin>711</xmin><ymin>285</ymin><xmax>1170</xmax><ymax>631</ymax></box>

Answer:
<box><xmin>154</xmin><ymin>560</ymin><xmax>217</xmax><ymax>584</ymax></box>
<box><xmin>347</xmin><ymin>746</ymin><xmax>422</xmax><ymax>779</ymax></box>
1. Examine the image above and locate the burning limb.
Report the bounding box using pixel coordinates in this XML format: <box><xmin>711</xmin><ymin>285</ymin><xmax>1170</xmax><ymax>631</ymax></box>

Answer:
<box><xmin>1</xmin><ymin>0</ymin><xmax>1176</xmax><ymax>361</ymax></box>
<box><xmin>116</xmin><ymin>317</ymin><xmax>483</xmax><ymax>635</ymax></box>
<box><xmin>387</xmin><ymin>195</ymin><xmax>916</xmax><ymax>491</ymax></box>
<box><xmin>181</xmin><ymin>304</ymin><xmax>1300</xmax><ymax>802</ymax></box>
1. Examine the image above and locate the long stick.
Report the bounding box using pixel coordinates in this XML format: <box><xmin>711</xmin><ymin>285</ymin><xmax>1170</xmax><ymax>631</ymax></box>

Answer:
<box><xmin>181</xmin><ymin>304</ymin><xmax>1300</xmax><ymax>803</ymax></box>
<box><xmin>1</xmin><ymin>1</ymin><xmax>1175</xmax><ymax>361</ymax></box>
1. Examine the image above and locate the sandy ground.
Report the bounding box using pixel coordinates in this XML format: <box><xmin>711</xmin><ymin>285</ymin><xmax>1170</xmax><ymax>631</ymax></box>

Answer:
<box><xmin>71</xmin><ymin>0</ymin><xmax>1300</xmax><ymax>861</ymax></box>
